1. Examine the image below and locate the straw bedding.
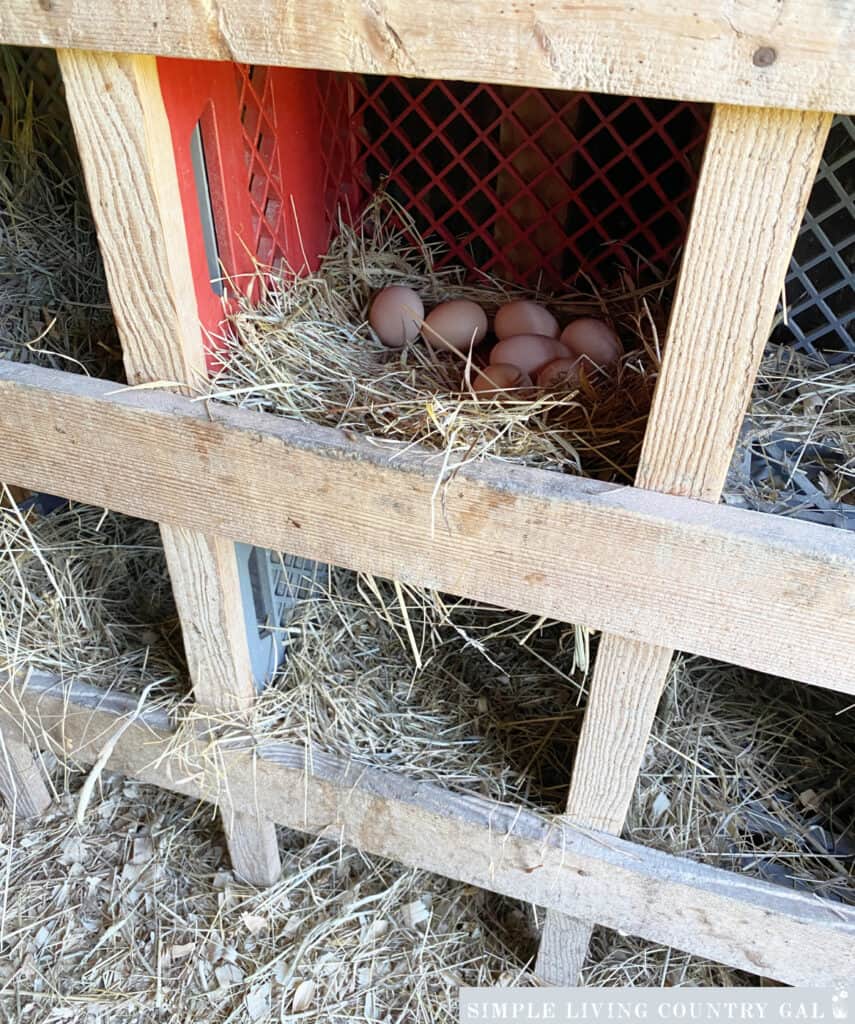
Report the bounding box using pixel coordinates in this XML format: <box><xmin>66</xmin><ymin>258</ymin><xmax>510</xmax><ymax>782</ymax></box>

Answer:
<box><xmin>0</xmin><ymin>48</ymin><xmax>121</xmax><ymax>382</ymax></box>
<box><xmin>208</xmin><ymin>194</ymin><xmax>663</xmax><ymax>485</ymax></box>
<box><xmin>1</xmin><ymin>43</ymin><xmax>853</xmax><ymax>1017</ymax></box>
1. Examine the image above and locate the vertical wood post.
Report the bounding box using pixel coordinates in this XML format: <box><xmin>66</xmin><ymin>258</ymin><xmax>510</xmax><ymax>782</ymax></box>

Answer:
<box><xmin>58</xmin><ymin>50</ymin><xmax>280</xmax><ymax>886</ymax></box>
<box><xmin>535</xmin><ymin>103</ymin><xmax>832</xmax><ymax>983</ymax></box>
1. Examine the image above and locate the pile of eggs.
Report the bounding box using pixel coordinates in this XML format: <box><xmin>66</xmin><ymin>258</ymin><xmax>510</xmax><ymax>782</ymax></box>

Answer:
<box><xmin>369</xmin><ymin>286</ymin><xmax>621</xmax><ymax>398</ymax></box>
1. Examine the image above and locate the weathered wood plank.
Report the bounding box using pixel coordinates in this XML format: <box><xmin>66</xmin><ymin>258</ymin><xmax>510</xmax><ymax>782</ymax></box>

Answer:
<box><xmin>3</xmin><ymin>3</ymin><xmax>854</xmax><ymax>114</ymax></box>
<box><xmin>58</xmin><ymin>50</ymin><xmax>279</xmax><ymax>885</ymax></box>
<box><xmin>535</xmin><ymin>105</ymin><xmax>834</xmax><ymax>982</ymax></box>
<box><xmin>57</xmin><ymin>51</ymin><xmax>205</xmax><ymax>388</ymax></box>
<box><xmin>2</xmin><ymin>360</ymin><xmax>853</xmax><ymax>694</ymax></box>
<box><xmin>637</xmin><ymin>106</ymin><xmax>836</xmax><ymax>502</ymax></box>
<box><xmin>5</xmin><ymin>672</ymin><xmax>854</xmax><ymax>987</ymax></box>
<box><xmin>0</xmin><ymin>711</ymin><xmax>52</xmax><ymax>819</ymax></box>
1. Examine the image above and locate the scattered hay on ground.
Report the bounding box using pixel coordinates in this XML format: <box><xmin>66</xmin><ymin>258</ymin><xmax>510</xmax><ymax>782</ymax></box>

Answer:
<box><xmin>0</xmin><ymin>766</ymin><xmax>535</xmax><ymax>1023</ymax></box>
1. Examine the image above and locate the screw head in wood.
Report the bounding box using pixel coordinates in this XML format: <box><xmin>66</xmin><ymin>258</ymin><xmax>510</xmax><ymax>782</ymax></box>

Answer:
<box><xmin>752</xmin><ymin>46</ymin><xmax>777</xmax><ymax>68</ymax></box>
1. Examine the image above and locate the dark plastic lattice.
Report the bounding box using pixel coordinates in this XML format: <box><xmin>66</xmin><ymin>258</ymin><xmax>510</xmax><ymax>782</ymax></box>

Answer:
<box><xmin>349</xmin><ymin>77</ymin><xmax>709</xmax><ymax>288</ymax></box>
<box><xmin>776</xmin><ymin>115</ymin><xmax>855</xmax><ymax>361</ymax></box>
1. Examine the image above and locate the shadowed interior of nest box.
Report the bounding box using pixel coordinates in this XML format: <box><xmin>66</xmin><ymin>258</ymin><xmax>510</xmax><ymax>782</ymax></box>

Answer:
<box><xmin>156</xmin><ymin>58</ymin><xmax>710</xmax><ymax>366</ymax></box>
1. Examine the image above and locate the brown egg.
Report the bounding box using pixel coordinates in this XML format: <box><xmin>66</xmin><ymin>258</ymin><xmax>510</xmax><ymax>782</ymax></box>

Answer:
<box><xmin>423</xmin><ymin>300</ymin><xmax>488</xmax><ymax>352</ymax></box>
<box><xmin>369</xmin><ymin>286</ymin><xmax>424</xmax><ymax>348</ymax></box>
<box><xmin>489</xmin><ymin>334</ymin><xmax>562</xmax><ymax>377</ymax></box>
<box><xmin>560</xmin><ymin>318</ymin><xmax>622</xmax><ymax>367</ymax></box>
<box><xmin>470</xmin><ymin>363</ymin><xmax>532</xmax><ymax>397</ymax></box>
<box><xmin>494</xmin><ymin>300</ymin><xmax>559</xmax><ymax>341</ymax></box>
<box><xmin>537</xmin><ymin>357</ymin><xmax>581</xmax><ymax>389</ymax></box>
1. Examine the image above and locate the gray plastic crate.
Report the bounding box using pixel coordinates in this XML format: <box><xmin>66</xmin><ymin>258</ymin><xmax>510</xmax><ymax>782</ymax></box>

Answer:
<box><xmin>773</xmin><ymin>114</ymin><xmax>854</xmax><ymax>361</ymax></box>
<box><xmin>725</xmin><ymin>421</ymin><xmax>855</xmax><ymax>532</ymax></box>
<box><xmin>236</xmin><ymin>544</ymin><xmax>323</xmax><ymax>688</ymax></box>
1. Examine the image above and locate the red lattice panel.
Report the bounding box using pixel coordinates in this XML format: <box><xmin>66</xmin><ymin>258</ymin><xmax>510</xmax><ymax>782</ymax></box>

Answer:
<box><xmin>235</xmin><ymin>65</ymin><xmax>289</xmax><ymax>268</ymax></box>
<box><xmin>158</xmin><ymin>56</ymin><xmax>709</xmax><ymax>362</ymax></box>
<box><xmin>316</xmin><ymin>70</ymin><xmax>361</xmax><ymax>226</ymax></box>
<box><xmin>233</xmin><ymin>65</ymin><xmax>354</xmax><ymax>275</ymax></box>
<box><xmin>346</xmin><ymin>77</ymin><xmax>710</xmax><ymax>288</ymax></box>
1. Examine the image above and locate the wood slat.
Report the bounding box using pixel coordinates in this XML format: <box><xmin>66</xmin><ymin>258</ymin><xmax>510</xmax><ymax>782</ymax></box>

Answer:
<box><xmin>3</xmin><ymin>2</ymin><xmax>854</xmax><ymax>114</ymax></box>
<box><xmin>637</xmin><ymin>106</ymin><xmax>837</xmax><ymax>501</ymax></box>
<box><xmin>535</xmin><ymin>105</ymin><xmax>834</xmax><ymax>982</ymax></box>
<box><xmin>5</xmin><ymin>672</ymin><xmax>855</xmax><ymax>987</ymax></box>
<box><xmin>57</xmin><ymin>49</ymin><xmax>280</xmax><ymax>885</ymax></box>
<box><xmin>0</xmin><ymin>711</ymin><xmax>52</xmax><ymax>819</ymax></box>
<box><xmin>1</xmin><ymin>360</ymin><xmax>854</xmax><ymax>693</ymax></box>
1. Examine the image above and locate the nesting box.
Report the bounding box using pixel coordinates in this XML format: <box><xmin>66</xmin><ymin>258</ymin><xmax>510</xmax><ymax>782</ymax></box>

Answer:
<box><xmin>155</xmin><ymin>58</ymin><xmax>710</xmax><ymax>683</ymax></box>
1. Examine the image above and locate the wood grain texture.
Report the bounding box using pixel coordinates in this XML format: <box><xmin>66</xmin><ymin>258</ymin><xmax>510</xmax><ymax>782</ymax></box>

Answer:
<box><xmin>637</xmin><ymin>106</ymin><xmax>835</xmax><ymax>502</ymax></box>
<box><xmin>57</xmin><ymin>51</ymin><xmax>204</xmax><ymax>388</ymax></box>
<box><xmin>536</xmin><ymin>105</ymin><xmax>833</xmax><ymax>983</ymax></box>
<box><xmin>5</xmin><ymin>3</ymin><xmax>855</xmax><ymax>114</ymax></box>
<box><xmin>565</xmin><ymin>639</ymin><xmax>673</xmax><ymax>833</ymax></box>
<box><xmin>159</xmin><ymin>527</ymin><xmax>256</xmax><ymax>713</ymax></box>
<box><xmin>222</xmin><ymin>810</ymin><xmax>281</xmax><ymax>887</ymax></box>
<box><xmin>3</xmin><ymin>361</ymin><xmax>854</xmax><ymax>693</ymax></box>
<box><xmin>0</xmin><ymin>712</ymin><xmax>52</xmax><ymax>819</ymax></box>
<box><xmin>59</xmin><ymin>50</ymin><xmax>279</xmax><ymax>883</ymax></box>
<box><xmin>535</xmin><ymin>636</ymin><xmax>674</xmax><ymax>981</ymax></box>
<box><xmin>7</xmin><ymin>672</ymin><xmax>855</xmax><ymax>987</ymax></box>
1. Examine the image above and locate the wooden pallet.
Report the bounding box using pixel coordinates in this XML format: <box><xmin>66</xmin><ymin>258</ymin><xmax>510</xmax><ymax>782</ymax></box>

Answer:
<box><xmin>0</xmin><ymin>2</ymin><xmax>853</xmax><ymax>987</ymax></box>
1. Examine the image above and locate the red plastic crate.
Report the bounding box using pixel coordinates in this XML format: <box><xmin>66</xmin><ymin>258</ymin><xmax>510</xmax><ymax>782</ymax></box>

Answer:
<box><xmin>350</xmin><ymin>77</ymin><xmax>709</xmax><ymax>290</ymax></box>
<box><xmin>156</xmin><ymin>59</ymin><xmax>709</xmax><ymax>367</ymax></box>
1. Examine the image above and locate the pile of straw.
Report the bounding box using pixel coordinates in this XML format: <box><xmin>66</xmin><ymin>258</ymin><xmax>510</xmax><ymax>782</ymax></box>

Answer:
<box><xmin>728</xmin><ymin>344</ymin><xmax>855</xmax><ymax>525</ymax></box>
<box><xmin>0</xmin><ymin>48</ymin><xmax>120</xmax><ymax>380</ymax></box>
<box><xmin>629</xmin><ymin>657</ymin><xmax>854</xmax><ymax>908</ymax></box>
<box><xmin>179</xmin><ymin>564</ymin><xmax>585</xmax><ymax>809</ymax></box>
<box><xmin>0</xmin><ymin>498</ymin><xmax>182</xmax><ymax>693</ymax></box>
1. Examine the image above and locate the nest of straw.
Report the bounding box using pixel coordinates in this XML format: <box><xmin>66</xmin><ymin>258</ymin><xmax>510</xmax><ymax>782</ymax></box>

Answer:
<box><xmin>210</xmin><ymin>194</ymin><xmax>664</xmax><ymax>484</ymax></box>
<box><xmin>210</xmin><ymin>192</ymin><xmax>855</xmax><ymax>519</ymax></box>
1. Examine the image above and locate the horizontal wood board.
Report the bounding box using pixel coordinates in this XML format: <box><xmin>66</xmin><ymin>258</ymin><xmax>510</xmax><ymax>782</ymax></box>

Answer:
<box><xmin>4</xmin><ymin>671</ymin><xmax>854</xmax><ymax>987</ymax></box>
<box><xmin>2</xmin><ymin>361</ymin><xmax>854</xmax><ymax>691</ymax></box>
<box><xmin>1</xmin><ymin>3</ymin><xmax>853</xmax><ymax>113</ymax></box>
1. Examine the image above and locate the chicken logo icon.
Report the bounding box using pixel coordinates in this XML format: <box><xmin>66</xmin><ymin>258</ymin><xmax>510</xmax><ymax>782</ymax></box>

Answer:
<box><xmin>832</xmin><ymin>991</ymin><xmax>848</xmax><ymax>1021</ymax></box>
